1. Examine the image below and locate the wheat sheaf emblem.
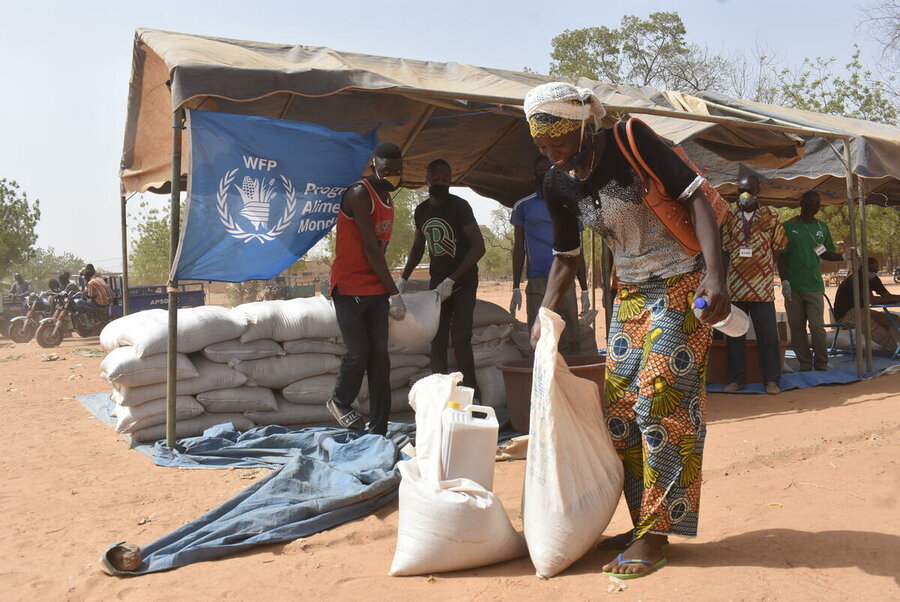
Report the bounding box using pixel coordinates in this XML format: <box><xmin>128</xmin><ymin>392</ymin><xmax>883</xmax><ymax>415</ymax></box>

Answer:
<box><xmin>217</xmin><ymin>169</ymin><xmax>297</xmax><ymax>243</ymax></box>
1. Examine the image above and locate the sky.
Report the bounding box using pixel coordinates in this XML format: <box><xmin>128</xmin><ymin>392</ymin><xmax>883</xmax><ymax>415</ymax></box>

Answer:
<box><xmin>0</xmin><ymin>0</ymin><xmax>886</xmax><ymax>272</ymax></box>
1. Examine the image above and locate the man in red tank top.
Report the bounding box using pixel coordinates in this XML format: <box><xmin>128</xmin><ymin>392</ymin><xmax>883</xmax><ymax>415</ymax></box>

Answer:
<box><xmin>327</xmin><ymin>142</ymin><xmax>406</xmax><ymax>435</ymax></box>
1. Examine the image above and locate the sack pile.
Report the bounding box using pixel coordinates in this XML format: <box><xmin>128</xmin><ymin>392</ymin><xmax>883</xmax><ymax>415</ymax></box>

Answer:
<box><xmin>98</xmin><ymin>294</ymin><xmax>441</xmax><ymax>443</ymax></box>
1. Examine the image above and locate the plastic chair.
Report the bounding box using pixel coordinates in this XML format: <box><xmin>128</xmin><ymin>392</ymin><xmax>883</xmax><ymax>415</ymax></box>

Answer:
<box><xmin>824</xmin><ymin>293</ymin><xmax>855</xmax><ymax>357</ymax></box>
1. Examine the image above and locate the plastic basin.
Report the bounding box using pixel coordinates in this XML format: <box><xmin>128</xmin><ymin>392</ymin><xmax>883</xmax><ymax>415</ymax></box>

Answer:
<box><xmin>497</xmin><ymin>355</ymin><xmax>606</xmax><ymax>433</ymax></box>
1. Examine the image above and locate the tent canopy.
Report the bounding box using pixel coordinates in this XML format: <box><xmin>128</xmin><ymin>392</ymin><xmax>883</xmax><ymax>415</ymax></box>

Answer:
<box><xmin>680</xmin><ymin>93</ymin><xmax>900</xmax><ymax>207</ymax></box>
<box><xmin>121</xmin><ymin>28</ymin><xmax>810</xmax><ymax>205</ymax></box>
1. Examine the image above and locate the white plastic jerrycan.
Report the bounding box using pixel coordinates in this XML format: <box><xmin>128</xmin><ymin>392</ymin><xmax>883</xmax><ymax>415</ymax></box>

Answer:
<box><xmin>440</xmin><ymin>401</ymin><xmax>500</xmax><ymax>491</ymax></box>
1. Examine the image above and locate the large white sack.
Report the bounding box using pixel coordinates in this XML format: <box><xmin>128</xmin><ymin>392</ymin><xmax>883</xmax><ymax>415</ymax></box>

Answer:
<box><xmin>472</xmin><ymin>323</ymin><xmax>515</xmax><ymax>344</ymax></box>
<box><xmin>522</xmin><ymin>308</ymin><xmax>624</xmax><ymax>578</ymax></box>
<box><xmin>111</xmin><ymin>356</ymin><xmax>248</xmax><ymax>406</ymax></box>
<box><xmin>100</xmin><ymin>309</ymin><xmax>167</xmax><ymax>351</ymax></box>
<box><xmin>246</xmin><ymin>395</ymin><xmax>336</xmax><ymax>425</ymax></box>
<box><xmin>282</xmin><ymin>339</ymin><xmax>346</xmax><ymax>355</ymax></box>
<box><xmin>475</xmin><ymin>365</ymin><xmax>507</xmax><ymax>409</ymax></box>
<box><xmin>360</xmin><ymin>386</ymin><xmax>411</xmax><ymax>415</ymax></box>
<box><xmin>473</xmin><ymin>300</ymin><xmax>516</xmax><ymax>328</ymax></box>
<box><xmin>407</xmin><ymin>368</ymin><xmax>432</xmax><ymax>391</ymax></box>
<box><xmin>282</xmin><ymin>373</ymin><xmax>366</xmax><ymax>405</ymax></box>
<box><xmin>389</xmin><ymin>373</ymin><xmax>526</xmax><ymax>576</ymax></box>
<box><xmin>451</xmin><ymin>338</ymin><xmax>523</xmax><ymax>368</ymax></box>
<box><xmin>388</xmin><ymin>291</ymin><xmax>441</xmax><ymax>349</ymax></box>
<box><xmin>103</xmin><ymin>306</ymin><xmax>248</xmax><ymax>358</ymax></box>
<box><xmin>281</xmin><ymin>368</ymin><xmax>416</xmax><ymax>406</ymax></box>
<box><xmin>101</xmin><ymin>347</ymin><xmax>198</xmax><ymax>388</ymax></box>
<box><xmin>390</xmin><ymin>366</ymin><xmax>421</xmax><ymax>390</ymax></box>
<box><xmin>238</xmin><ymin>296</ymin><xmax>340</xmax><ymax>342</ymax></box>
<box><xmin>389</xmin><ymin>353</ymin><xmax>431</xmax><ymax>370</ymax></box>
<box><xmin>197</xmin><ymin>386</ymin><xmax>278</xmax><ymax>413</ymax></box>
<box><xmin>234</xmin><ymin>353</ymin><xmax>341</xmax><ymax>389</ymax></box>
<box><xmin>202</xmin><ymin>338</ymin><xmax>284</xmax><ymax>364</ymax></box>
<box><xmin>131</xmin><ymin>414</ymin><xmax>255</xmax><ymax>444</ymax></box>
<box><xmin>114</xmin><ymin>396</ymin><xmax>204</xmax><ymax>434</ymax></box>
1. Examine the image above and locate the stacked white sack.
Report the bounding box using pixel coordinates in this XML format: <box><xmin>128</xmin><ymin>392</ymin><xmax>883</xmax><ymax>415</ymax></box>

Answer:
<box><xmin>99</xmin><ymin>305</ymin><xmax>260</xmax><ymax>442</ymax></box>
<box><xmin>268</xmin><ymin>291</ymin><xmax>440</xmax><ymax>425</ymax></box>
<box><xmin>433</xmin><ymin>303</ymin><xmax>520</xmax><ymax>409</ymax></box>
<box><xmin>100</xmin><ymin>305</ymin><xmax>248</xmax><ymax>357</ymax></box>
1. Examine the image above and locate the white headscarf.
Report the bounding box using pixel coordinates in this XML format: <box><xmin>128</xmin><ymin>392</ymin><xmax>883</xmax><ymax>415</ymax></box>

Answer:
<box><xmin>524</xmin><ymin>82</ymin><xmax>607</xmax><ymax>124</ymax></box>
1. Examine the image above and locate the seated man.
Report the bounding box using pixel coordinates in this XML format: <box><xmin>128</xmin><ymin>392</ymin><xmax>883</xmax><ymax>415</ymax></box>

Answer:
<box><xmin>833</xmin><ymin>257</ymin><xmax>900</xmax><ymax>351</ymax></box>
<box><xmin>76</xmin><ymin>265</ymin><xmax>114</xmax><ymax>314</ymax></box>
<box><xmin>8</xmin><ymin>273</ymin><xmax>33</xmax><ymax>297</ymax></box>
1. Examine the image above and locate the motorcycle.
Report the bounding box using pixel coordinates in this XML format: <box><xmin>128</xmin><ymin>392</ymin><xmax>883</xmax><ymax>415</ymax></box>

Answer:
<box><xmin>7</xmin><ymin>291</ymin><xmax>53</xmax><ymax>343</ymax></box>
<box><xmin>35</xmin><ymin>292</ymin><xmax>112</xmax><ymax>348</ymax></box>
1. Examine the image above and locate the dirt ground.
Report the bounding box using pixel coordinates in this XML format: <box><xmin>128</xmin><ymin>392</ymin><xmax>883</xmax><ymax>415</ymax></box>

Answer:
<box><xmin>1</xmin><ymin>286</ymin><xmax>898</xmax><ymax>601</ymax></box>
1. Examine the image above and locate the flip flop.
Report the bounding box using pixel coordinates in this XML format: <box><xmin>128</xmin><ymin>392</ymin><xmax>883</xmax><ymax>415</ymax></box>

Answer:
<box><xmin>603</xmin><ymin>553</ymin><xmax>668</xmax><ymax>580</ymax></box>
<box><xmin>326</xmin><ymin>399</ymin><xmax>366</xmax><ymax>430</ymax></box>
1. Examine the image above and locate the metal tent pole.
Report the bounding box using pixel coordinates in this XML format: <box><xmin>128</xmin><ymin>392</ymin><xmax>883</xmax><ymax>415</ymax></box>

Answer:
<box><xmin>857</xmin><ymin>179</ymin><xmax>874</xmax><ymax>373</ymax></box>
<box><xmin>166</xmin><ymin>108</ymin><xmax>185</xmax><ymax>448</ymax></box>
<box><xmin>119</xmin><ymin>194</ymin><xmax>131</xmax><ymax>315</ymax></box>
<box><xmin>843</xmin><ymin>140</ymin><xmax>864</xmax><ymax>378</ymax></box>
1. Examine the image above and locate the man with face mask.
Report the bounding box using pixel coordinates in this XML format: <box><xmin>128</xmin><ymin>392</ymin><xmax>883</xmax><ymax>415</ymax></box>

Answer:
<box><xmin>398</xmin><ymin>159</ymin><xmax>485</xmax><ymax>398</ymax></box>
<box><xmin>777</xmin><ymin>191</ymin><xmax>845</xmax><ymax>371</ymax></box>
<box><xmin>719</xmin><ymin>175</ymin><xmax>788</xmax><ymax>394</ymax></box>
<box><xmin>327</xmin><ymin>141</ymin><xmax>406</xmax><ymax>435</ymax></box>
<box><xmin>833</xmin><ymin>256</ymin><xmax>900</xmax><ymax>351</ymax></box>
<box><xmin>510</xmin><ymin>155</ymin><xmax>591</xmax><ymax>355</ymax></box>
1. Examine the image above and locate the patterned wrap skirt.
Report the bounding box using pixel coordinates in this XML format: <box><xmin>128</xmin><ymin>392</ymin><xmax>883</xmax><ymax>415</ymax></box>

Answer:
<box><xmin>603</xmin><ymin>271</ymin><xmax>712</xmax><ymax>538</ymax></box>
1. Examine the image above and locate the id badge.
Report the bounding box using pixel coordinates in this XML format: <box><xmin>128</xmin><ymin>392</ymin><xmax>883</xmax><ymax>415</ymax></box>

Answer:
<box><xmin>739</xmin><ymin>246</ymin><xmax>753</xmax><ymax>258</ymax></box>
<box><xmin>814</xmin><ymin>244</ymin><xmax>826</xmax><ymax>256</ymax></box>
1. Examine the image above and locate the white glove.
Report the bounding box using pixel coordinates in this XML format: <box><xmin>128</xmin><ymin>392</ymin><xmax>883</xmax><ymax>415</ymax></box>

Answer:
<box><xmin>395</xmin><ymin>277</ymin><xmax>408</xmax><ymax>294</ymax></box>
<box><xmin>580</xmin><ymin>290</ymin><xmax>591</xmax><ymax>315</ymax></box>
<box><xmin>435</xmin><ymin>278</ymin><xmax>455</xmax><ymax>302</ymax></box>
<box><xmin>388</xmin><ymin>294</ymin><xmax>406</xmax><ymax>320</ymax></box>
<box><xmin>781</xmin><ymin>280</ymin><xmax>792</xmax><ymax>301</ymax></box>
<box><xmin>509</xmin><ymin>288</ymin><xmax>522</xmax><ymax>315</ymax></box>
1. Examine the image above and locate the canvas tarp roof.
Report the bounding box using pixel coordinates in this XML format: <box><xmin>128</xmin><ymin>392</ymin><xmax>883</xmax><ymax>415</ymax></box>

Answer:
<box><xmin>121</xmin><ymin>28</ymin><xmax>808</xmax><ymax>205</ymax></box>
<box><xmin>677</xmin><ymin>93</ymin><xmax>900</xmax><ymax>207</ymax></box>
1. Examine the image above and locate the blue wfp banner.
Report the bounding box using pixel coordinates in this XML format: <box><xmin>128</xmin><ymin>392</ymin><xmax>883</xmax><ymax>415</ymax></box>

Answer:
<box><xmin>173</xmin><ymin>111</ymin><xmax>376</xmax><ymax>281</ymax></box>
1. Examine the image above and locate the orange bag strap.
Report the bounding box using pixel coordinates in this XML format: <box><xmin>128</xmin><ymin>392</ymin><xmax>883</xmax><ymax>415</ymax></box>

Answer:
<box><xmin>624</xmin><ymin>118</ymin><xmax>670</xmax><ymax>200</ymax></box>
<box><xmin>611</xmin><ymin>120</ymin><xmax>649</xmax><ymax>195</ymax></box>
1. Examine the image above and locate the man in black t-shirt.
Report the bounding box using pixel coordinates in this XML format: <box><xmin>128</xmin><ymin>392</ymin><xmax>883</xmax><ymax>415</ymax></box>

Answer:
<box><xmin>833</xmin><ymin>257</ymin><xmax>900</xmax><ymax>351</ymax></box>
<box><xmin>399</xmin><ymin>159</ymin><xmax>486</xmax><ymax>397</ymax></box>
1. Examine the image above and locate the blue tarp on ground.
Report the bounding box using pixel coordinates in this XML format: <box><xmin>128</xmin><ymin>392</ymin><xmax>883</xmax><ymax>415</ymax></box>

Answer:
<box><xmin>706</xmin><ymin>354</ymin><xmax>900</xmax><ymax>394</ymax></box>
<box><xmin>102</xmin><ymin>423</ymin><xmax>404</xmax><ymax>576</ymax></box>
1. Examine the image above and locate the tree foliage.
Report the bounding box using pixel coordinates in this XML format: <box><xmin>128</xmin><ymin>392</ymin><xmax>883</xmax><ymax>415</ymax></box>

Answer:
<box><xmin>0</xmin><ymin>179</ymin><xmax>41</xmax><ymax>278</ymax></box>
<box><xmin>550</xmin><ymin>12</ymin><xmax>690</xmax><ymax>89</ymax></box>
<box><xmin>478</xmin><ymin>208</ymin><xmax>516</xmax><ymax>280</ymax></box>
<box><xmin>128</xmin><ymin>199</ymin><xmax>180</xmax><ymax>284</ymax></box>
<box><xmin>10</xmin><ymin>247</ymin><xmax>85</xmax><ymax>289</ymax></box>
<box><xmin>775</xmin><ymin>47</ymin><xmax>898</xmax><ymax>124</ymax></box>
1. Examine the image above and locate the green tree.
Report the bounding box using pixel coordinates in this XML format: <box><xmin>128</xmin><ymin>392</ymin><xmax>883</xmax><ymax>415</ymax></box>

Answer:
<box><xmin>129</xmin><ymin>199</ymin><xmax>180</xmax><ymax>284</ymax></box>
<box><xmin>11</xmin><ymin>247</ymin><xmax>84</xmax><ymax>288</ymax></box>
<box><xmin>775</xmin><ymin>47</ymin><xmax>899</xmax><ymax>124</ymax></box>
<box><xmin>385</xmin><ymin>188</ymin><xmax>423</xmax><ymax>269</ymax></box>
<box><xmin>0</xmin><ymin>179</ymin><xmax>41</xmax><ymax>277</ymax></box>
<box><xmin>478</xmin><ymin>207</ymin><xmax>515</xmax><ymax>280</ymax></box>
<box><xmin>550</xmin><ymin>12</ymin><xmax>694</xmax><ymax>90</ymax></box>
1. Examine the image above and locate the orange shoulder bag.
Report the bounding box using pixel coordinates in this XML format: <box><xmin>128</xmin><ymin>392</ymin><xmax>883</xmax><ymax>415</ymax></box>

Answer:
<box><xmin>611</xmin><ymin>117</ymin><xmax>727</xmax><ymax>256</ymax></box>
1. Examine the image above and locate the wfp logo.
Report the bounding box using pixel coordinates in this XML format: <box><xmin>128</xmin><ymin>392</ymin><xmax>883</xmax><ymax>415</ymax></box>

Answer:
<box><xmin>216</xmin><ymin>156</ymin><xmax>297</xmax><ymax>243</ymax></box>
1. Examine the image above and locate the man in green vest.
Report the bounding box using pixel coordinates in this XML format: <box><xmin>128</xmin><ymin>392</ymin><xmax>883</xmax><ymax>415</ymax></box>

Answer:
<box><xmin>777</xmin><ymin>191</ymin><xmax>844</xmax><ymax>371</ymax></box>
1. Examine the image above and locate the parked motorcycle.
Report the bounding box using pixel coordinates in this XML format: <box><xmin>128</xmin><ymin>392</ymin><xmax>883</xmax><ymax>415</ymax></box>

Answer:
<box><xmin>7</xmin><ymin>291</ymin><xmax>53</xmax><ymax>343</ymax></box>
<box><xmin>35</xmin><ymin>292</ymin><xmax>112</xmax><ymax>348</ymax></box>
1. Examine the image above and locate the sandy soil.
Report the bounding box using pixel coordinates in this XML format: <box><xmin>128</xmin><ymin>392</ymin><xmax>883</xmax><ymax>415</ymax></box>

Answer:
<box><xmin>1</xmin><ymin>290</ymin><xmax>898</xmax><ymax>601</ymax></box>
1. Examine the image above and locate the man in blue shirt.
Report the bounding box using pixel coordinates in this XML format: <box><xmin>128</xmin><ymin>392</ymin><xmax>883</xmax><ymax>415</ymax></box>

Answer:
<box><xmin>510</xmin><ymin>155</ymin><xmax>590</xmax><ymax>355</ymax></box>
